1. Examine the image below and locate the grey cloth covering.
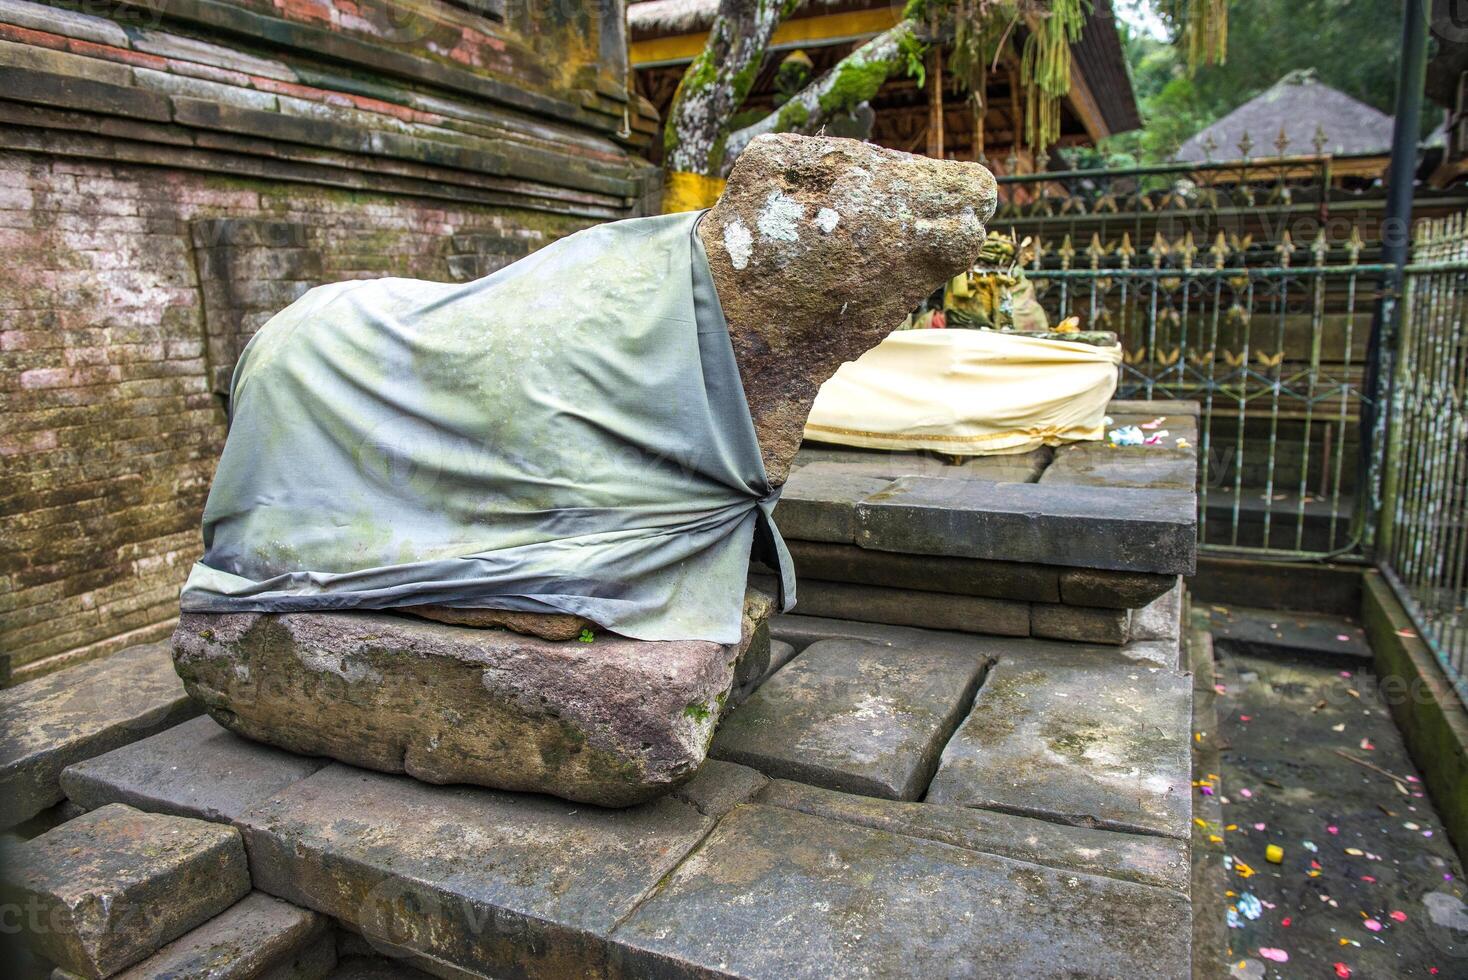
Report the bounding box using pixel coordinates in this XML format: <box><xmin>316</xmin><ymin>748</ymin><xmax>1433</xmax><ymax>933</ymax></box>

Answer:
<box><xmin>180</xmin><ymin>210</ymin><xmax>793</xmax><ymax>645</ymax></box>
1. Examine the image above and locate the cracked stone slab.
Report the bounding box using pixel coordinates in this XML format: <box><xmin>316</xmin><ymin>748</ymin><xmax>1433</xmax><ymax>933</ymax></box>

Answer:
<box><xmin>0</xmin><ymin>803</ymin><xmax>250</xmax><ymax>979</ymax></box>
<box><xmin>608</xmin><ymin>804</ymin><xmax>1191</xmax><ymax>979</ymax></box>
<box><xmin>710</xmin><ymin>638</ymin><xmax>990</xmax><ymax>800</ymax></box>
<box><xmin>756</xmin><ymin>779</ymin><xmax>1188</xmax><ymax>893</ymax></box>
<box><xmin>61</xmin><ymin>714</ymin><xmax>329</xmax><ymax>823</ymax></box>
<box><xmin>51</xmin><ymin>891</ymin><xmax>334</xmax><ymax>980</ymax></box>
<box><xmin>172</xmin><ymin>605</ymin><xmax>764</xmax><ymax>806</ymax></box>
<box><xmin>236</xmin><ymin>764</ymin><xmax>714</xmax><ymax>980</ymax></box>
<box><xmin>927</xmin><ymin>644</ymin><xmax>1193</xmax><ymax>839</ymax></box>
<box><xmin>1</xmin><ymin>642</ymin><xmax>200</xmax><ymax>829</ymax></box>
<box><xmin>855</xmin><ymin>476</ymin><xmax>1197</xmax><ymax>574</ymax></box>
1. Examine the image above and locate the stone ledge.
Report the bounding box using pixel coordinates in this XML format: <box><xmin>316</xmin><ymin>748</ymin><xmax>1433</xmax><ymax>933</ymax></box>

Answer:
<box><xmin>0</xmin><ymin>641</ymin><xmax>200</xmax><ymax>830</ymax></box>
<box><xmin>856</xmin><ymin>477</ymin><xmax>1197</xmax><ymax>575</ymax></box>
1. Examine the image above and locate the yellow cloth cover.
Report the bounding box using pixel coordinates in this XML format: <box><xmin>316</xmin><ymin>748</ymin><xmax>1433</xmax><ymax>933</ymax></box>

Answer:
<box><xmin>804</xmin><ymin>329</ymin><xmax>1122</xmax><ymax>456</ymax></box>
<box><xmin>662</xmin><ymin>170</ymin><xmax>727</xmax><ymax>213</ymax></box>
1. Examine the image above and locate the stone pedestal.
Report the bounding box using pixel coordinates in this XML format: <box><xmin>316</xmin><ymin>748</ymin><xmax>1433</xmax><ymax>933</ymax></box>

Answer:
<box><xmin>171</xmin><ymin>592</ymin><xmax>773</xmax><ymax>807</ymax></box>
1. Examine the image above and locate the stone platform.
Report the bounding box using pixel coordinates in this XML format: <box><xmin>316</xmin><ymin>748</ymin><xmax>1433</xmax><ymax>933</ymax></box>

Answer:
<box><xmin>4</xmin><ymin>604</ymin><xmax>1197</xmax><ymax>979</ymax></box>
<box><xmin>759</xmin><ymin>400</ymin><xmax>1198</xmax><ymax>653</ymax></box>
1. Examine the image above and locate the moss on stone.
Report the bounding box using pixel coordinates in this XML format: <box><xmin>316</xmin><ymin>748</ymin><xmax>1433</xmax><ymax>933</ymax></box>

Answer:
<box><xmin>817</xmin><ymin>57</ymin><xmax>895</xmax><ymax>118</ymax></box>
<box><xmin>775</xmin><ymin>100</ymin><xmax>810</xmax><ymax>132</ymax></box>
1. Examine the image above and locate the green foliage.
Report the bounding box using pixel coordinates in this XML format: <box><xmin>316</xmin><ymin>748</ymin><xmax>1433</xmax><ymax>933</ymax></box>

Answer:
<box><xmin>578</xmin><ymin>628</ymin><xmax>595</xmax><ymax>643</ymax></box>
<box><xmin>898</xmin><ymin>30</ymin><xmax>928</xmax><ymax>89</ymax></box>
<box><xmin>1104</xmin><ymin>0</ymin><xmax>1411</xmax><ymax>164</ymax></box>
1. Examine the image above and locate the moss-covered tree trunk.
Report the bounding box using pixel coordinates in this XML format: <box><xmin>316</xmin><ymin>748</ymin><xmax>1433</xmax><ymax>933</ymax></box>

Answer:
<box><xmin>718</xmin><ymin>22</ymin><xmax>917</xmax><ymax>176</ymax></box>
<box><xmin>662</xmin><ymin>0</ymin><xmax>799</xmax><ymax>198</ymax></box>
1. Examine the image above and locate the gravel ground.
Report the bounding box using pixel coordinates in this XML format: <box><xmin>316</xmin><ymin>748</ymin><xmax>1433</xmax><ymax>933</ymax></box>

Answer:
<box><xmin>1207</xmin><ymin>617</ymin><xmax>1468</xmax><ymax>979</ymax></box>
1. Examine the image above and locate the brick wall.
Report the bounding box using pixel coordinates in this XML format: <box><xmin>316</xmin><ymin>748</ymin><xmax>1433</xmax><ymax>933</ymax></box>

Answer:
<box><xmin>0</xmin><ymin>0</ymin><xmax>659</xmax><ymax>683</ymax></box>
<box><xmin>0</xmin><ymin>149</ymin><xmax>598</xmax><ymax>684</ymax></box>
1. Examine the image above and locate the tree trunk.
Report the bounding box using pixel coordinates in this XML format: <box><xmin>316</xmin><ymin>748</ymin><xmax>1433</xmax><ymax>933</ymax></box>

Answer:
<box><xmin>662</xmin><ymin>0</ymin><xmax>796</xmax><ymax>190</ymax></box>
<box><xmin>719</xmin><ymin>20</ymin><xmax>918</xmax><ymax>176</ymax></box>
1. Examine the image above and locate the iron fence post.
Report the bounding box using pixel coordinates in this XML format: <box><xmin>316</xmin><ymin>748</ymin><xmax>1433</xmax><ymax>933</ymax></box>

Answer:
<box><xmin>1360</xmin><ymin>0</ymin><xmax>1430</xmax><ymax>556</ymax></box>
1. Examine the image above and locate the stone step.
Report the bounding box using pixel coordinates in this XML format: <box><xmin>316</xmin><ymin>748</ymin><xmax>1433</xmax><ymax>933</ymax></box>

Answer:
<box><xmin>756</xmin><ymin>778</ymin><xmax>1188</xmax><ymax>893</ymax></box>
<box><xmin>0</xmin><ymin>803</ymin><xmax>250</xmax><ymax>979</ymax></box>
<box><xmin>710</xmin><ymin>637</ymin><xmax>991</xmax><ymax>801</ymax></box>
<box><xmin>770</xmin><ymin>614</ymin><xmax>1182</xmax><ymax>669</ymax></box>
<box><xmin>927</xmin><ymin>642</ymin><xmax>1194</xmax><ymax>840</ymax></box>
<box><xmin>1187</xmin><ymin>623</ymin><xmax>1231</xmax><ymax>980</ymax></box>
<box><xmin>1039</xmin><ymin>442</ymin><xmax>1197</xmax><ymax>491</ymax></box>
<box><xmin>857</xmin><ymin>477</ymin><xmax>1197</xmax><ymax>575</ymax></box>
<box><xmin>0</xmin><ymin>642</ymin><xmax>201</xmax><ymax>830</ymax></box>
<box><xmin>232</xmin><ymin>763</ymin><xmax>741</xmax><ymax>979</ymax></box>
<box><xmin>61</xmin><ymin>715</ymin><xmax>329</xmax><ymax>823</ymax></box>
<box><xmin>777</xmin><ymin>467</ymin><xmax>1198</xmax><ymax>575</ymax></box>
<box><xmin>753</xmin><ymin>574</ymin><xmax>1031</xmax><ymax>638</ymax></box>
<box><xmin>51</xmin><ymin>892</ymin><xmax>334</xmax><ymax>980</ymax></box>
<box><xmin>1200</xmin><ymin>603</ymin><xmax>1371</xmax><ymax>659</ymax></box>
<box><xmin>606</xmin><ymin>803</ymin><xmax>1191</xmax><ymax>978</ymax></box>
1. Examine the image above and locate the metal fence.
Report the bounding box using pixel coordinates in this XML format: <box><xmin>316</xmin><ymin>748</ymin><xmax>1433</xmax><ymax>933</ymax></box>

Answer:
<box><xmin>1379</xmin><ymin>215</ymin><xmax>1468</xmax><ymax>701</ymax></box>
<box><xmin>992</xmin><ymin>155</ymin><xmax>1466</xmax><ymax>559</ymax></box>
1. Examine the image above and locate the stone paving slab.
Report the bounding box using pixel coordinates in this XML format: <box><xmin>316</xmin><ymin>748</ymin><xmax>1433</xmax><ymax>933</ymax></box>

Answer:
<box><xmin>783</xmin><ymin>538</ymin><xmax>1061</xmax><ymax>602</ymax></box>
<box><xmin>0</xmin><ymin>642</ymin><xmax>201</xmax><ymax>829</ymax></box>
<box><xmin>235</xmin><ymin>764</ymin><xmax>716</xmax><ymax>979</ymax></box>
<box><xmin>1109</xmin><ymin>398</ymin><xmax>1201</xmax><ymax>418</ymax></box>
<box><xmin>51</xmin><ymin>891</ymin><xmax>334</xmax><ymax>980</ymax></box>
<box><xmin>756</xmin><ymin>779</ymin><xmax>1189</xmax><ymax>893</ymax></box>
<box><xmin>752</xmin><ymin>574</ymin><xmax>1030</xmax><ymax>637</ymax></box>
<box><xmin>1040</xmin><ymin>442</ymin><xmax>1197</xmax><ymax>491</ymax></box>
<box><xmin>1</xmin><ymin>803</ymin><xmax>250</xmax><ymax>978</ymax></box>
<box><xmin>854</xmin><ymin>477</ymin><xmax>1197</xmax><ymax>574</ymax></box>
<box><xmin>607</xmin><ymin>804</ymin><xmax>1191</xmax><ymax>979</ymax></box>
<box><xmin>60</xmin><ymin>715</ymin><xmax>329</xmax><ymax>823</ymax></box>
<box><xmin>710</xmin><ymin>638</ymin><xmax>990</xmax><ymax>800</ymax></box>
<box><xmin>927</xmin><ymin>645</ymin><xmax>1193</xmax><ymax>839</ymax></box>
<box><xmin>770</xmin><ymin>465</ymin><xmax>892</xmax><ymax>544</ymax></box>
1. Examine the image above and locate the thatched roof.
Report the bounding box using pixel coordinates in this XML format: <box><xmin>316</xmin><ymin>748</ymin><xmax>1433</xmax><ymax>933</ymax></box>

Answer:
<box><xmin>628</xmin><ymin>1</ymin><xmax>864</xmax><ymax>40</ymax></box>
<box><xmin>1176</xmin><ymin>70</ymin><xmax>1393</xmax><ymax>162</ymax></box>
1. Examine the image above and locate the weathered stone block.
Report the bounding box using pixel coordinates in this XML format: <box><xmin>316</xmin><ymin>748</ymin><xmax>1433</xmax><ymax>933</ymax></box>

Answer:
<box><xmin>60</xmin><ymin>715</ymin><xmax>328</xmax><ymax>823</ymax></box>
<box><xmin>755</xmin><ymin>576</ymin><xmax>1030</xmax><ymax>637</ymax></box>
<box><xmin>763</xmin><ymin>639</ymin><xmax>799</xmax><ymax>680</ymax></box>
<box><xmin>1058</xmin><ymin>567</ymin><xmax>1177</xmax><ymax>608</ymax></box>
<box><xmin>757</xmin><ymin>779</ymin><xmax>1188</xmax><ymax>893</ymax></box>
<box><xmin>1030</xmin><ymin>603</ymin><xmax>1131</xmax><ymax>645</ymax></box>
<box><xmin>236</xmin><ymin>764</ymin><xmax>714</xmax><ymax>979</ymax></box>
<box><xmin>855</xmin><ymin>476</ymin><xmax>1197</xmax><ymax>574</ymax></box>
<box><xmin>1</xmin><ymin>642</ymin><xmax>200</xmax><ymax>830</ymax></box>
<box><xmin>927</xmin><ymin>646</ymin><xmax>1193</xmax><ymax>839</ymax></box>
<box><xmin>172</xmin><ymin>611</ymin><xmax>746</xmax><ymax>807</ymax></box>
<box><xmin>772</xmin><ymin>465</ymin><xmax>891</xmax><ymax>543</ymax></box>
<box><xmin>608</xmin><ymin>804</ymin><xmax>1191</xmax><ymax>978</ymax></box>
<box><xmin>784</xmin><ymin>538</ymin><xmax>1061</xmax><ymax>601</ymax></box>
<box><xmin>711</xmin><ymin>638</ymin><xmax>990</xmax><ymax>800</ymax></box>
<box><xmin>51</xmin><ymin>892</ymin><xmax>334</xmax><ymax>980</ymax></box>
<box><xmin>1129</xmin><ymin>578</ymin><xmax>1185</xmax><ymax>642</ymax></box>
<box><xmin>0</xmin><ymin>803</ymin><xmax>250</xmax><ymax>979</ymax></box>
<box><xmin>1040</xmin><ymin>442</ymin><xmax>1197</xmax><ymax>490</ymax></box>
<box><xmin>669</xmin><ymin>759</ymin><xmax>769</xmax><ymax>820</ymax></box>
